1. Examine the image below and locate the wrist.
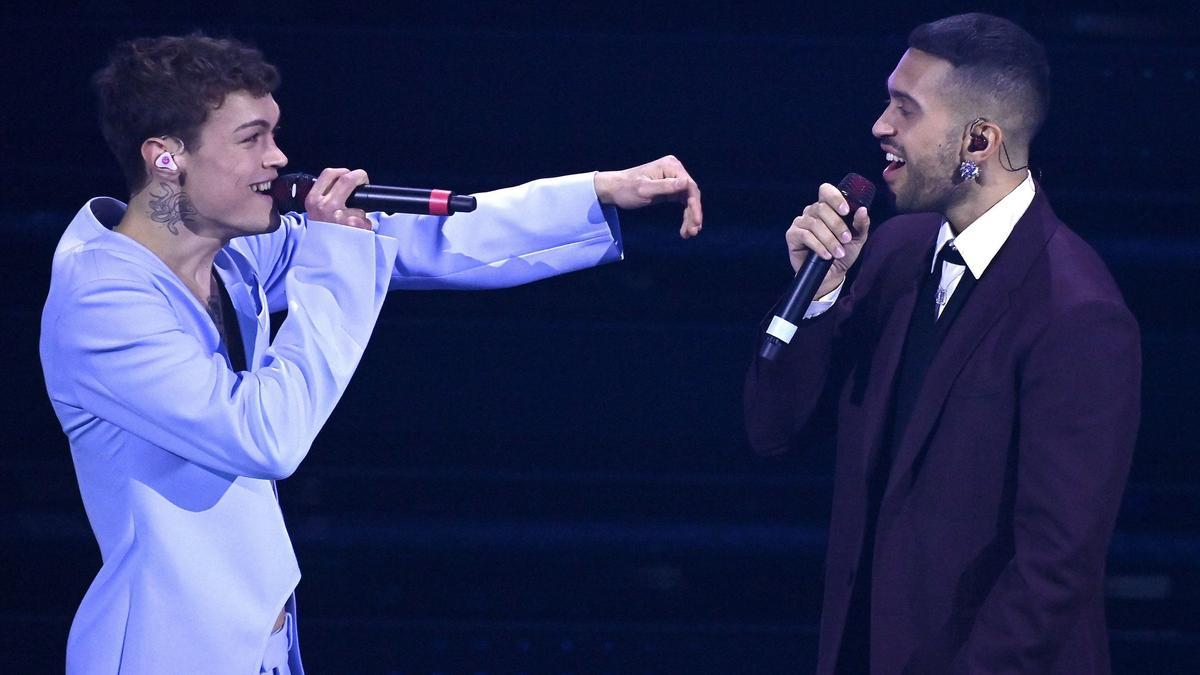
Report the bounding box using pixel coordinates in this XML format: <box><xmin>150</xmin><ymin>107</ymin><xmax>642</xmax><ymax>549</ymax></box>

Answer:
<box><xmin>817</xmin><ymin>273</ymin><xmax>845</xmax><ymax>299</ymax></box>
<box><xmin>593</xmin><ymin>170</ymin><xmax>619</xmax><ymax>205</ymax></box>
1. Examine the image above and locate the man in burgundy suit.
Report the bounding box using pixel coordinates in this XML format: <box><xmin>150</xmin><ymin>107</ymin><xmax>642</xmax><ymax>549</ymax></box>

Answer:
<box><xmin>744</xmin><ymin>14</ymin><xmax>1140</xmax><ymax>674</ymax></box>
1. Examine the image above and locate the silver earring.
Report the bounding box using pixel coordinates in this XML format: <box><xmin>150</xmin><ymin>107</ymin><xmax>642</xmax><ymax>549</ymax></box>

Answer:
<box><xmin>958</xmin><ymin>160</ymin><xmax>981</xmax><ymax>182</ymax></box>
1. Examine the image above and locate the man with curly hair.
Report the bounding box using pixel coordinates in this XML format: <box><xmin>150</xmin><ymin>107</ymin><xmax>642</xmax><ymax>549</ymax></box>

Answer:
<box><xmin>41</xmin><ymin>34</ymin><xmax>703</xmax><ymax>674</ymax></box>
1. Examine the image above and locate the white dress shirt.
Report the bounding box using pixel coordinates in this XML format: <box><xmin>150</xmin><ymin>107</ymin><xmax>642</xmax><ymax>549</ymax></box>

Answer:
<box><xmin>930</xmin><ymin>171</ymin><xmax>1036</xmax><ymax>318</ymax></box>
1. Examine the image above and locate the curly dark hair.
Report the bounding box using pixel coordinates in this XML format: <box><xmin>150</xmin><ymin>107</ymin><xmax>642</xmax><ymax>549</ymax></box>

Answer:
<box><xmin>92</xmin><ymin>33</ymin><xmax>280</xmax><ymax>194</ymax></box>
<box><xmin>908</xmin><ymin>13</ymin><xmax>1050</xmax><ymax>147</ymax></box>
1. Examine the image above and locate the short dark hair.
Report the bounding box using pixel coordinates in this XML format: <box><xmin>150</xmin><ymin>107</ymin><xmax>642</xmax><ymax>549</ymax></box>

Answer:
<box><xmin>92</xmin><ymin>33</ymin><xmax>280</xmax><ymax>193</ymax></box>
<box><xmin>908</xmin><ymin>13</ymin><xmax>1050</xmax><ymax>146</ymax></box>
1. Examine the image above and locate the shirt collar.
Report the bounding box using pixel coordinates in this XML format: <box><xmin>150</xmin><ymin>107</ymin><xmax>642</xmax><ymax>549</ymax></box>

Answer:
<box><xmin>932</xmin><ymin>171</ymin><xmax>1036</xmax><ymax>278</ymax></box>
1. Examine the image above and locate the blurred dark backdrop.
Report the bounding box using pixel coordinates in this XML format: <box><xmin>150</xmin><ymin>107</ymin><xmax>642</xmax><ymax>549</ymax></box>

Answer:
<box><xmin>2</xmin><ymin>1</ymin><xmax>1198</xmax><ymax>672</ymax></box>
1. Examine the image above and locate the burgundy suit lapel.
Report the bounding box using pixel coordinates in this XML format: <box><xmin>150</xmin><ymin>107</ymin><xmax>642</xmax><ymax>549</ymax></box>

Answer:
<box><xmin>885</xmin><ymin>277</ymin><xmax>1012</xmax><ymax>491</ymax></box>
<box><xmin>858</xmin><ymin>261</ymin><xmax>924</xmax><ymax>474</ymax></box>
<box><xmin>884</xmin><ymin>191</ymin><xmax>1058</xmax><ymax>495</ymax></box>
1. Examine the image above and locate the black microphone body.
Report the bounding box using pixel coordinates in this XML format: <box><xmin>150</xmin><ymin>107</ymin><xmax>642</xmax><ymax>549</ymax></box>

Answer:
<box><xmin>269</xmin><ymin>173</ymin><xmax>477</xmax><ymax>216</ymax></box>
<box><xmin>345</xmin><ymin>184</ymin><xmax>477</xmax><ymax>215</ymax></box>
<box><xmin>759</xmin><ymin>173</ymin><xmax>876</xmax><ymax>362</ymax></box>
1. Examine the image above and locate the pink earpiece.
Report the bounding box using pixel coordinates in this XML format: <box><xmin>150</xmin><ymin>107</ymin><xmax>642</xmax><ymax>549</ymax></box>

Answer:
<box><xmin>155</xmin><ymin>152</ymin><xmax>178</xmax><ymax>171</ymax></box>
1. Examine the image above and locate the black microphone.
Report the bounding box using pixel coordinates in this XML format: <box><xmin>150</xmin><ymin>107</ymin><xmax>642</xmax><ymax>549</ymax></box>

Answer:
<box><xmin>759</xmin><ymin>173</ymin><xmax>876</xmax><ymax>362</ymax></box>
<box><xmin>269</xmin><ymin>173</ymin><xmax>477</xmax><ymax>216</ymax></box>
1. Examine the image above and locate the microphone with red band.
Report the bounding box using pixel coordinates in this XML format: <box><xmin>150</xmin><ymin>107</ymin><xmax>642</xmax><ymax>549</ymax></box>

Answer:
<box><xmin>269</xmin><ymin>173</ymin><xmax>478</xmax><ymax>216</ymax></box>
<box><xmin>759</xmin><ymin>173</ymin><xmax>876</xmax><ymax>362</ymax></box>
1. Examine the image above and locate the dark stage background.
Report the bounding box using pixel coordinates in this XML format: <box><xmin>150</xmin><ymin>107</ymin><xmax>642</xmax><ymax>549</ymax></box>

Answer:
<box><xmin>2</xmin><ymin>1</ymin><xmax>1198</xmax><ymax>672</ymax></box>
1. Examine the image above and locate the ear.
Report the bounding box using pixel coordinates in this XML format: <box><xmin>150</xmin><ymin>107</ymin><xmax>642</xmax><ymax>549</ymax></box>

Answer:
<box><xmin>140</xmin><ymin>137</ymin><xmax>184</xmax><ymax>182</ymax></box>
<box><xmin>963</xmin><ymin>119</ymin><xmax>1002</xmax><ymax>164</ymax></box>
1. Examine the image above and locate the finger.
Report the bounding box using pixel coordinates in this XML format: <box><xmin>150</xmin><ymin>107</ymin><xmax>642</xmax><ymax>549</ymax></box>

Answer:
<box><xmin>808</xmin><ymin>202</ymin><xmax>851</xmax><ymax>256</ymax></box>
<box><xmin>685</xmin><ymin>176</ymin><xmax>703</xmax><ymax>230</ymax></box>
<box><xmin>306</xmin><ymin>168</ymin><xmax>349</xmax><ymax>213</ymax></box>
<box><xmin>800</xmin><ymin>205</ymin><xmax>846</xmax><ymax>260</ymax></box>
<box><xmin>679</xmin><ymin>218</ymin><xmax>701</xmax><ymax>239</ymax></box>
<box><xmin>816</xmin><ymin>182</ymin><xmax>850</xmax><ymax>218</ymax></box>
<box><xmin>851</xmin><ymin>207</ymin><xmax>871</xmax><ymax>241</ymax></box>
<box><xmin>345</xmin><ymin>211</ymin><xmax>372</xmax><ymax>230</ymax></box>
<box><xmin>678</xmin><ymin>176</ymin><xmax>703</xmax><ymax>239</ymax></box>
<box><xmin>679</xmin><ymin>208</ymin><xmax>701</xmax><ymax>239</ymax></box>
<box><xmin>325</xmin><ymin>169</ymin><xmax>370</xmax><ymax>209</ymax></box>
<box><xmin>796</xmin><ymin>226</ymin><xmax>836</xmax><ymax>260</ymax></box>
<box><xmin>640</xmin><ymin>155</ymin><xmax>690</xmax><ymax>199</ymax></box>
<box><xmin>789</xmin><ymin>218</ymin><xmax>837</xmax><ymax>260</ymax></box>
<box><xmin>656</xmin><ymin>154</ymin><xmax>681</xmax><ymax>179</ymax></box>
<box><xmin>311</xmin><ymin>168</ymin><xmax>350</xmax><ymax>199</ymax></box>
<box><xmin>636</xmin><ymin>175</ymin><xmax>688</xmax><ymax>202</ymax></box>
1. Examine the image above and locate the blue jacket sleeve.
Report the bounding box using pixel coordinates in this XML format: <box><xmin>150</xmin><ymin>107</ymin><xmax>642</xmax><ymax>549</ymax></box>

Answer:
<box><xmin>375</xmin><ymin>172</ymin><xmax>622</xmax><ymax>290</ymax></box>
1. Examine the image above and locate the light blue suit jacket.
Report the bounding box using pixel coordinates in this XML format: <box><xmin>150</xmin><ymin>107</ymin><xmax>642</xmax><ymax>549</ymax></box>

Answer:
<box><xmin>40</xmin><ymin>173</ymin><xmax>622</xmax><ymax>674</ymax></box>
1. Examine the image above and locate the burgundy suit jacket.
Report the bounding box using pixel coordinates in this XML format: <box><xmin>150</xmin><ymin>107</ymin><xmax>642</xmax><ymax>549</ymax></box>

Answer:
<box><xmin>745</xmin><ymin>190</ymin><xmax>1140</xmax><ymax>674</ymax></box>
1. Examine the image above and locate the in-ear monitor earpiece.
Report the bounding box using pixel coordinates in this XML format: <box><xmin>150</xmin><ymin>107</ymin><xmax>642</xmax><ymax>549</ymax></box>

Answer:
<box><xmin>156</xmin><ymin>152</ymin><xmax>178</xmax><ymax>171</ymax></box>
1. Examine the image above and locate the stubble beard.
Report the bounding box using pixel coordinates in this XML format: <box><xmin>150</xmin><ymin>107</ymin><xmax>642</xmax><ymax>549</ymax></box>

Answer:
<box><xmin>891</xmin><ymin>144</ymin><xmax>965</xmax><ymax>216</ymax></box>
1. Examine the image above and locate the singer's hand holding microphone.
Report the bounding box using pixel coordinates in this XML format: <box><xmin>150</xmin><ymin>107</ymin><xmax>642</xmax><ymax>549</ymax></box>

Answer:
<box><xmin>760</xmin><ymin>174</ymin><xmax>875</xmax><ymax>361</ymax></box>
<box><xmin>269</xmin><ymin>167</ymin><xmax>480</xmax><ymax>231</ymax></box>
<box><xmin>299</xmin><ymin>168</ymin><xmax>374</xmax><ymax>230</ymax></box>
<box><xmin>787</xmin><ymin>180</ymin><xmax>873</xmax><ymax>295</ymax></box>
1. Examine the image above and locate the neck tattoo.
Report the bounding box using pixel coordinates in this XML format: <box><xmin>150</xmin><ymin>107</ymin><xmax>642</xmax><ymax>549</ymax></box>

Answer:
<box><xmin>147</xmin><ymin>182</ymin><xmax>197</xmax><ymax>235</ymax></box>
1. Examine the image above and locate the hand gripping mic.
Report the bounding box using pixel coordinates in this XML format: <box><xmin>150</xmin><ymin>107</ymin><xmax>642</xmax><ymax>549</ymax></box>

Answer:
<box><xmin>269</xmin><ymin>173</ymin><xmax>477</xmax><ymax>216</ymax></box>
<box><xmin>758</xmin><ymin>173</ymin><xmax>876</xmax><ymax>362</ymax></box>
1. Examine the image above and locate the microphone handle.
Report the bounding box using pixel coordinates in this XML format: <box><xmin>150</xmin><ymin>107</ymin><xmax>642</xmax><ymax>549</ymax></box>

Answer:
<box><xmin>758</xmin><ymin>254</ymin><xmax>833</xmax><ymax>362</ymax></box>
<box><xmin>347</xmin><ymin>185</ymin><xmax>477</xmax><ymax>215</ymax></box>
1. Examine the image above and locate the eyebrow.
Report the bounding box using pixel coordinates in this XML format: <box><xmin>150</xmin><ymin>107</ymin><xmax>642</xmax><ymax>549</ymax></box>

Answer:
<box><xmin>232</xmin><ymin>118</ymin><xmax>277</xmax><ymax>133</ymax></box>
<box><xmin>888</xmin><ymin>89</ymin><xmax>922</xmax><ymax>110</ymax></box>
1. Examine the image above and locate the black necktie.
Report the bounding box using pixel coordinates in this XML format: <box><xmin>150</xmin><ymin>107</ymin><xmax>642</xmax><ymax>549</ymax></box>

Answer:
<box><xmin>888</xmin><ymin>239</ymin><xmax>979</xmax><ymax>454</ymax></box>
<box><xmin>932</xmin><ymin>241</ymin><xmax>976</xmax><ymax>327</ymax></box>
<box><xmin>933</xmin><ymin>241</ymin><xmax>968</xmax><ymax>320</ymax></box>
<box><xmin>938</xmin><ymin>241</ymin><xmax>967</xmax><ymax>265</ymax></box>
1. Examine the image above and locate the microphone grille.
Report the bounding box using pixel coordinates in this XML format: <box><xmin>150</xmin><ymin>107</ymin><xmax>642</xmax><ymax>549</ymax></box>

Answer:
<box><xmin>269</xmin><ymin>173</ymin><xmax>317</xmax><ymax>213</ymax></box>
<box><xmin>838</xmin><ymin>173</ymin><xmax>877</xmax><ymax>212</ymax></box>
